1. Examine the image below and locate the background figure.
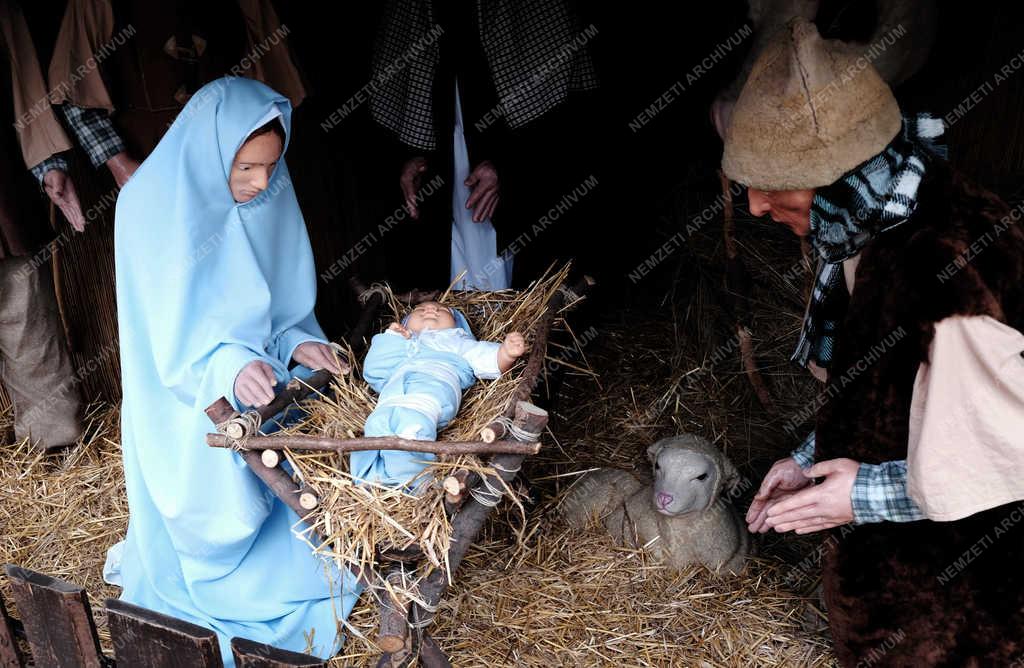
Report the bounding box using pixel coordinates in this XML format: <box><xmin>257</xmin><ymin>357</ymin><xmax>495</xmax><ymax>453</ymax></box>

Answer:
<box><xmin>0</xmin><ymin>0</ymin><xmax>82</xmax><ymax>450</ymax></box>
<box><xmin>369</xmin><ymin>0</ymin><xmax>599</xmax><ymax>290</ymax></box>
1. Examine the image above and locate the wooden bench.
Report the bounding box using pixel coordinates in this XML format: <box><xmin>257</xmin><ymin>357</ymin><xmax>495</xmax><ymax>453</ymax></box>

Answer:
<box><xmin>1</xmin><ymin>565</ymin><xmax>326</xmax><ymax>667</ymax></box>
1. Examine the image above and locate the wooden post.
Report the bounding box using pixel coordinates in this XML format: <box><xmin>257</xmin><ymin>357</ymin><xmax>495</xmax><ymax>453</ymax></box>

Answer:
<box><xmin>231</xmin><ymin>637</ymin><xmax>326</xmax><ymax>667</ymax></box>
<box><xmin>3</xmin><ymin>565</ymin><xmax>106</xmax><ymax>668</ymax></box>
<box><xmin>205</xmin><ymin>398</ymin><xmax>319</xmax><ymax>532</ymax></box>
<box><xmin>0</xmin><ymin>593</ymin><xmax>23</xmax><ymax>668</ymax></box>
<box><xmin>375</xmin><ymin>569</ymin><xmax>410</xmax><ymax>655</ymax></box>
<box><xmin>106</xmin><ymin>598</ymin><xmax>222</xmax><ymax>668</ymax></box>
<box><xmin>412</xmin><ymin>402</ymin><xmax>549</xmax><ymax>668</ymax></box>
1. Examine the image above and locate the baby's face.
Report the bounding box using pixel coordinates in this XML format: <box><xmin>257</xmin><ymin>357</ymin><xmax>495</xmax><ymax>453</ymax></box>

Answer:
<box><xmin>404</xmin><ymin>302</ymin><xmax>456</xmax><ymax>333</ymax></box>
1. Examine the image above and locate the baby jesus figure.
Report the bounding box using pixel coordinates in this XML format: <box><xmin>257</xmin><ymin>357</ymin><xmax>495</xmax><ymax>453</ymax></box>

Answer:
<box><xmin>351</xmin><ymin>301</ymin><xmax>526</xmax><ymax>487</ymax></box>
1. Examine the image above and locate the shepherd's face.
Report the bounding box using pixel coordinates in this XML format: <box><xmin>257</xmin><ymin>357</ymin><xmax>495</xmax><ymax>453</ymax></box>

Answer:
<box><xmin>747</xmin><ymin>188</ymin><xmax>815</xmax><ymax>237</ymax></box>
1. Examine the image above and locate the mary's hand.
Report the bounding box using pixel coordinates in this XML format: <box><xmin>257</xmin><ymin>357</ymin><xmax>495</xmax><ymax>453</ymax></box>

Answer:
<box><xmin>292</xmin><ymin>341</ymin><xmax>347</xmax><ymax>374</ymax></box>
<box><xmin>234</xmin><ymin>360</ymin><xmax>278</xmax><ymax>407</ymax></box>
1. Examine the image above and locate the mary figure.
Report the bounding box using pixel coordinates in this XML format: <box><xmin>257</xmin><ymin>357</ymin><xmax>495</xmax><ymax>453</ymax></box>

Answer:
<box><xmin>106</xmin><ymin>76</ymin><xmax>361</xmax><ymax>663</ymax></box>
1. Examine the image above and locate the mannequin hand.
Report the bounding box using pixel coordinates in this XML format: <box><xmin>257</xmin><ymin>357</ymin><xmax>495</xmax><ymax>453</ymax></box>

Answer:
<box><xmin>465</xmin><ymin>160</ymin><xmax>499</xmax><ymax>222</ymax></box>
<box><xmin>497</xmin><ymin>332</ymin><xmax>526</xmax><ymax>372</ymax></box>
<box><xmin>235</xmin><ymin>360</ymin><xmax>278</xmax><ymax>407</ymax></box>
<box><xmin>746</xmin><ymin>457</ymin><xmax>813</xmax><ymax>533</ymax></box>
<box><xmin>388</xmin><ymin>322</ymin><xmax>411</xmax><ymax>339</ymax></box>
<box><xmin>105</xmin><ymin>151</ymin><xmax>140</xmax><ymax>188</ymax></box>
<box><xmin>43</xmin><ymin>169</ymin><xmax>86</xmax><ymax>232</ymax></box>
<box><xmin>765</xmin><ymin>458</ymin><xmax>859</xmax><ymax>534</ymax></box>
<box><xmin>501</xmin><ymin>332</ymin><xmax>526</xmax><ymax>357</ymax></box>
<box><xmin>292</xmin><ymin>341</ymin><xmax>347</xmax><ymax>374</ymax></box>
<box><xmin>400</xmin><ymin>157</ymin><xmax>428</xmax><ymax>219</ymax></box>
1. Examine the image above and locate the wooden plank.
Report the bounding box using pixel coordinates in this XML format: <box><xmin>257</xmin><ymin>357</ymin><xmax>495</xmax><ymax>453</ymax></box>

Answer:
<box><xmin>0</xmin><ymin>593</ymin><xmax>23</xmax><ymax>668</ymax></box>
<box><xmin>3</xmin><ymin>565</ymin><xmax>106</xmax><ymax>668</ymax></box>
<box><xmin>105</xmin><ymin>598</ymin><xmax>222</xmax><ymax>668</ymax></box>
<box><xmin>231</xmin><ymin>637</ymin><xmax>326</xmax><ymax>667</ymax></box>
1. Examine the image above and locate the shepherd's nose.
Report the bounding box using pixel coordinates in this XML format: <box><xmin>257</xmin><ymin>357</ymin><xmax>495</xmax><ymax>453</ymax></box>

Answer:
<box><xmin>657</xmin><ymin>492</ymin><xmax>673</xmax><ymax>508</ymax></box>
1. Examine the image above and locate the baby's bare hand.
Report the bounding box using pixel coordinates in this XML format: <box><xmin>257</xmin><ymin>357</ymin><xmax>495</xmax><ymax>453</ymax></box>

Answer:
<box><xmin>502</xmin><ymin>332</ymin><xmax>526</xmax><ymax>357</ymax></box>
<box><xmin>388</xmin><ymin>322</ymin><xmax>411</xmax><ymax>338</ymax></box>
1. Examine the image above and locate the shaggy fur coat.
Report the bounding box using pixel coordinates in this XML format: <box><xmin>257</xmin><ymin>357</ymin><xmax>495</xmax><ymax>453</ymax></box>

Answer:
<box><xmin>814</xmin><ymin>163</ymin><xmax>1024</xmax><ymax>667</ymax></box>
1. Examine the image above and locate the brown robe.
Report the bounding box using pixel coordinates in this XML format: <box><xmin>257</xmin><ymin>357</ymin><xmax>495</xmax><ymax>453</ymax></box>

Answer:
<box><xmin>815</xmin><ymin>163</ymin><xmax>1024</xmax><ymax>666</ymax></box>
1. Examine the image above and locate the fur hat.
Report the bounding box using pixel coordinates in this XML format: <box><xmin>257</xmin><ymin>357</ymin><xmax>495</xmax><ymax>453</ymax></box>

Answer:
<box><xmin>721</xmin><ymin>17</ymin><xmax>902</xmax><ymax>191</ymax></box>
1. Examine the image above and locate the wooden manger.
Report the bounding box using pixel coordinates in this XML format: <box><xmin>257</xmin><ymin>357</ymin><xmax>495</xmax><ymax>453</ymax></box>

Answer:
<box><xmin>204</xmin><ymin>268</ymin><xmax>593</xmax><ymax>667</ymax></box>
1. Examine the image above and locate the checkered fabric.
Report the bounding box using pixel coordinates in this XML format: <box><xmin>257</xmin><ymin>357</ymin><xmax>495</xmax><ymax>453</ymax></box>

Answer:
<box><xmin>791</xmin><ymin>432</ymin><xmax>924</xmax><ymax>524</ymax></box>
<box><xmin>369</xmin><ymin>0</ymin><xmax>598</xmax><ymax>151</ymax></box>
<box><xmin>60</xmin><ymin>105</ymin><xmax>126</xmax><ymax>168</ymax></box>
<box><xmin>793</xmin><ymin>114</ymin><xmax>946</xmax><ymax>369</ymax></box>
<box><xmin>29</xmin><ymin>154</ymin><xmax>69</xmax><ymax>184</ymax></box>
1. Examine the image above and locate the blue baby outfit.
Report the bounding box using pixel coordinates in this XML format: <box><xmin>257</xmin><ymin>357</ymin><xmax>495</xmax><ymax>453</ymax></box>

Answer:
<box><xmin>353</xmin><ymin>310</ymin><xmax>501</xmax><ymax>486</ymax></box>
<box><xmin>107</xmin><ymin>77</ymin><xmax>361</xmax><ymax>664</ymax></box>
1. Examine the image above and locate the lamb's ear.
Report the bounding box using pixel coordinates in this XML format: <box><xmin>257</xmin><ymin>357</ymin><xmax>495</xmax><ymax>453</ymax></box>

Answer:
<box><xmin>646</xmin><ymin>438</ymin><xmax>669</xmax><ymax>465</ymax></box>
<box><xmin>717</xmin><ymin>453</ymin><xmax>743</xmax><ymax>499</ymax></box>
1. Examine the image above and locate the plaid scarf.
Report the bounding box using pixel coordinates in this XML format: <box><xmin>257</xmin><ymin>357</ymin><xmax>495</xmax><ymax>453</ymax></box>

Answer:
<box><xmin>369</xmin><ymin>0</ymin><xmax>599</xmax><ymax>152</ymax></box>
<box><xmin>792</xmin><ymin>114</ymin><xmax>947</xmax><ymax>369</ymax></box>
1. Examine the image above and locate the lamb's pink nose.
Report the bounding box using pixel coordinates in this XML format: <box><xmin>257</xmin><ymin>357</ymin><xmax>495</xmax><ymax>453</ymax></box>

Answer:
<box><xmin>657</xmin><ymin>492</ymin><xmax>673</xmax><ymax>508</ymax></box>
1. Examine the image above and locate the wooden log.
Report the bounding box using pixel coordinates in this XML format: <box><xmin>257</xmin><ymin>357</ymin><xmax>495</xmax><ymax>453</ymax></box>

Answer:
<box><xmin>442</xmin><ymin>471</ymin><xmax>469</xmax><ymax>506</ymax></box>
<box><xmin>376</xmin><ymin>569</ymin><xmax>410</xmax><ymax>655</ymax></box>
<box><xmin>261</xmin><ymin>449</ymin><xmax>282</xmax><ymax>468</ymax></box>
<box><xmin>207</xmin><ymin>433</ymin><xmax>540</xmax><ymax>457</ymax></box>
<box><xmin>459</xmin><ymin>275</ymin><xmax>591</xmax><ymax>509</ymax></box>
<box><xmin>231</xmin><ymin>637</ymin><xmax>326</xmax><ymax>667</ymax></box>
<box><xmin>206</xmin><ymin>399</ymin><xmax>319</xmax><ymax>530</ymax></box>
<box><xmin>298</xmin><ymin>488</ymin><xmax>319</xmax><ymax>510</ymax></box>
<box><xmin>417</xmin><ymin>633</ymin><xmax>452</xmax><ymax>668</ymax></box>
<box><xmin>417</xmin><ymin>402</ymin><xmax>549</xmax><ymax>629</ymax></box>
<box><xmin>106</xmin><ymin>598</ymin><xmax>221</xmax><ymax>668</ymax></box>
<box><xmin>3</xmin><ymin>565</ymin><xmax>106</xmax><ymax>668</ymax></box>
<box><xmin>0</xmin><ymin>593</ymin><xmax>23</xmax><ymax>668</ymax></box>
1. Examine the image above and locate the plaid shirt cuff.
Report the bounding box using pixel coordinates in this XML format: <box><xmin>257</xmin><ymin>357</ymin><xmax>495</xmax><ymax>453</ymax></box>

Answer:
<box><xmin>60</xmin><ymin>105</ymin><xmax>126</xmax><ymax>167</ymax></box>
<box><xmin>791</xmin><ymin>432</ymin><xmax>816</xmax><ymax>470</ymax></box>
<box><xmin>29</xmin><ymin>154</ymin><xmax>70</xmax><ymax>184</ymax></box>
<box><xmin>851</xmin><ymin>460</ymin><xmax>925</xmax><ymax>524</ymax></box>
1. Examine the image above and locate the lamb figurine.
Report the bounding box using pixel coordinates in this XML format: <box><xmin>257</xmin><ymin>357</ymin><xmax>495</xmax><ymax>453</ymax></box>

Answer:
<box><xmin>561</xmin><ymin>434</ymin><xmax>750</xmax><ymax>574</ymax></box>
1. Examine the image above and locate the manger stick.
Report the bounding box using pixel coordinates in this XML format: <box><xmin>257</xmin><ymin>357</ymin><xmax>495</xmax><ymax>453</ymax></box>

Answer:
<box><xmin>206</xmin><ymin>398</ymin><xmax>318</xmax><ymax>527</ymax></box>
<box><xmin>414</xmin><ymin>401</ymin><xmax>549</xmax><ymax>641</ymax></box>
<box><xmin>478</xmin><ymin>275</ymin><xmax>593</xmax><ymax>445</ymax></box>
<box><xmin>719</xmin><ymin>170</ymin><xmax>777</xmax><ymax>413</ymax></box>
<box><xmin>376</xmin><ymin>568</ymin><xmax>411</xmax><ymax>655</ymax></box>
<box><xmin>206</xmin><ymin>433</ymin><xmax>540</xmax><ymax>457</ymax></box>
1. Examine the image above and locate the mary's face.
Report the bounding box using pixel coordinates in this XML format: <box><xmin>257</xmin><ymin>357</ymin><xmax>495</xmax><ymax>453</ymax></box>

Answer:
<box><xmin>229</xmin><ymin>133</ymin><xmax>283</xmax><ymax>203</ymax></box>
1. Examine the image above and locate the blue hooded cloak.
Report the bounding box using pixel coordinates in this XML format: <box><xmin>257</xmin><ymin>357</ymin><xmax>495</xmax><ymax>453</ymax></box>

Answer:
<box><xmin>107</xmin><ymin>77</ymin><xmax>361</xmax><ymax>663</ymax></box>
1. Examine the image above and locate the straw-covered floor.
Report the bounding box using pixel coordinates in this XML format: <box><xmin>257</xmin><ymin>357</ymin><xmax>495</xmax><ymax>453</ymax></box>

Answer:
<box><xmin>0</xmin><ymin>194</ymin><xmax>837</xmax><ymax>665</ymax></box>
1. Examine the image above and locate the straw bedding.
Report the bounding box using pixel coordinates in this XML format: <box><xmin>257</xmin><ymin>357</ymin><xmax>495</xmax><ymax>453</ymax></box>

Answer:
<box><xmin>0</xmin><ymin>207</ymin><xmax>837</xmax><ymax>665</ymax></box>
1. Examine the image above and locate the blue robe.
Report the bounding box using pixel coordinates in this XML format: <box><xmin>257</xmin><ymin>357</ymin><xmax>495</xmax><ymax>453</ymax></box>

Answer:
<box><xmin>107</xmin><ymin>77</ymin><xmax>361</xmax><ymax>664</ymax></box>
<box><xmin>354</xmin><ymin>312</ymin><xmax>501</xmax><ymax>486</ymax></box>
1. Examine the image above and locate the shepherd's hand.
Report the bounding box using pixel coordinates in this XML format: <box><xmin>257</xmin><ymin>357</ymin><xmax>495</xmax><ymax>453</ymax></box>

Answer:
<box><xmin>764</xmin><ymin>458</ymin><xmax>858</xmax><ymax>534</ymax></box>
<box><xmin>292</xmin><ymin>341</ymin><xmax>347</xmax><ymax>374</ymax></box>
<box><xmin>235</xmin><ymin>360</ymin><xmax>278</xmax><ymax>407</ymax></box>
<box><xmin>465</xmin><ymin>160</ymin><xmax>499</xmax><ymax>223</ymax></box>
<box><xmin>43</xmin><ymin>169</ymin><xmax>86</xmax><ymax>232</ymax></box>
<box><xmin>746</xmin><ymin>457</ymin><xmax>813</xmax><ymax>533</ymax></box>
